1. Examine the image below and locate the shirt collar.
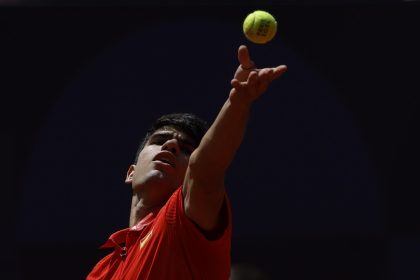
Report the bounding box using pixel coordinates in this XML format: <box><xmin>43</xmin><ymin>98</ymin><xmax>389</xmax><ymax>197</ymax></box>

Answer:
<box><xmin>99</xmin><ymin>210</ymin><xmax>157</xmax><ymax>249</ymax></box>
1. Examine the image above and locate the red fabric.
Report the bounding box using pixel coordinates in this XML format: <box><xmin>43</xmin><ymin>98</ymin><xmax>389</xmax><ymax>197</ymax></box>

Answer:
<box><xmin>86</xmin><ymin>187</ymin><xmax>232</xmax><ymax>280</ymax></box>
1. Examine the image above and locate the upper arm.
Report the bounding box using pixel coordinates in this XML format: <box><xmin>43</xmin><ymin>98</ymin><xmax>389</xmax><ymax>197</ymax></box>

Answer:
<box><xmin>182</xmin><ymin>165</ymin><xmax>227</xmax><ymax>233</ymax></box>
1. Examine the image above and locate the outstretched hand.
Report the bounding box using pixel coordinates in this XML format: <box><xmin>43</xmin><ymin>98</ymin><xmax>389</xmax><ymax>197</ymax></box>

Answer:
<box><xmin>230</xmin><ymin>45</ymin><xmax>287</xmax><ymax>105</ymax></box>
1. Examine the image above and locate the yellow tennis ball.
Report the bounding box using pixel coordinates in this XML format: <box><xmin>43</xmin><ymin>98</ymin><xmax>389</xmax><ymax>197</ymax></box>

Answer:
<box><xmin>243</xmin><ymin>10</ymin><xmax>277</xmax><ymax>44</ymax></box>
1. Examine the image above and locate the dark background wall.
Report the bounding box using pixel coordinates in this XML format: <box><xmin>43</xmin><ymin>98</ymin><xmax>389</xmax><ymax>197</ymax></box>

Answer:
<box><xmin>2</xmin><ymin>3</ymin><xmax>420</xmax><ymax>279</ymax></box>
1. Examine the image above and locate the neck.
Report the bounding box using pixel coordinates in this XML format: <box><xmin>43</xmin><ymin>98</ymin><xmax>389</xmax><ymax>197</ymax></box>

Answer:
<box><xmin>129</xmin><ymin>192</ymin><xmax>160</xmax><ymax>227</ymax></box>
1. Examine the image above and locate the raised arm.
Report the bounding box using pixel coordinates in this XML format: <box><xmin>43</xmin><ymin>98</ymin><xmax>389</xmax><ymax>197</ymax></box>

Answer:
<box><xmin>183</xmin><ymin>45</ymin><xmax>287</xmax><ymax>232</ymax></box>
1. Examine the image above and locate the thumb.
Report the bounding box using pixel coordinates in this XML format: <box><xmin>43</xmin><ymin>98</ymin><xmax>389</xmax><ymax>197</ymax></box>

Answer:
<box><xmin>238</xmin><ymin>45</ymin><xmax>254</xmax><ymax>70</ymax></box>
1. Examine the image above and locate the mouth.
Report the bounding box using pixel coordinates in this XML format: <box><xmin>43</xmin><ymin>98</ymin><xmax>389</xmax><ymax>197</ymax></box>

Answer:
<box><xmin>153</xmin><ymin>152</ymin><xmax>176</xmax><ymax>168</ymax></box>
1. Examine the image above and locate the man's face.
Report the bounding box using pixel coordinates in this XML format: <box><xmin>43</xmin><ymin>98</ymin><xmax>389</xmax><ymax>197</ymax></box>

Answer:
<box><xmin>126</xmin><ymin>127</ymin><xmax>196</xmax><ymax>206</ymax></box>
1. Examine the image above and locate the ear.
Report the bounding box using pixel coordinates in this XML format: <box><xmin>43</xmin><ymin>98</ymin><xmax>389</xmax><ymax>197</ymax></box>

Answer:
<box><xmin>125</xmin><ymin>164</ymin><xmax>136</xmax><ymax>184</ymax></box>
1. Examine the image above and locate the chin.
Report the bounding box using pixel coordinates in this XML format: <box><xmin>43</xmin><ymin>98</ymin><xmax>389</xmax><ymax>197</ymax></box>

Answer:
<box><xmin>134</xmin><ymin>173</ymin><xmax>179</xmax><ymax>193</ymax></box>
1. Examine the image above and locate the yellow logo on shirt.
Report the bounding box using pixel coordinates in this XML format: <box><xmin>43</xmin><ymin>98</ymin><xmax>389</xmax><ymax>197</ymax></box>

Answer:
<box><xmin>140</xmin><ymin>229</ymin><xmax>153</xmax><ymax>249</ymax></box>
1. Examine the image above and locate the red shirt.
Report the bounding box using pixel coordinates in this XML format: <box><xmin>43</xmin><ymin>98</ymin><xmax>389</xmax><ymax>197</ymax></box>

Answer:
<box><xmin>86</xmin><ymin>187</ymin><xmax>232</xmax><ymax>280</ymax></box>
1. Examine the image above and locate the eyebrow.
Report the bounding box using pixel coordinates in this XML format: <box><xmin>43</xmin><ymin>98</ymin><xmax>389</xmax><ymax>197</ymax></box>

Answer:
<box><xmin>149</xmin><ymin>131</ymin><xmax>196</xmax><ymax>147</ymax></box>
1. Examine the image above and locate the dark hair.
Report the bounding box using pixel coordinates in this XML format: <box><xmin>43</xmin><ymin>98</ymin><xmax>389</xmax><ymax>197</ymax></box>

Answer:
<box><xmin>133</xmin><ymin>113</ymin><xmax>209</xmax><ymax>163</ymax></box>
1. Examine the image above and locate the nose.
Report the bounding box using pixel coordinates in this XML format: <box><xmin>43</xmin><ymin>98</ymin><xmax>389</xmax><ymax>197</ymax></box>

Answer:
<box><xmin>161</xmin><ymin>138</ymin><xmax>180</xmax><ymax>155</ymax></box>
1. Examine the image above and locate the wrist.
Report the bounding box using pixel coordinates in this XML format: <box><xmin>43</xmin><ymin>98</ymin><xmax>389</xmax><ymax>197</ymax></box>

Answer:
<box><xmin>228</xmin><ymin>89</ymin><xmax>254</xmax><ymax>111</ymax></box>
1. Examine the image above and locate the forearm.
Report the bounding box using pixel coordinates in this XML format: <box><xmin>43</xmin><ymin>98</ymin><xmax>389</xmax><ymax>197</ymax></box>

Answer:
<box><xmin>189</xmin><ymin>96</ymin><xmax>251</xmax><ymax>179</ymax></box>
<box><xmin>182</xmin><ymin>45</ymin><xmax>286</xmax><ymax>230</ymax></box>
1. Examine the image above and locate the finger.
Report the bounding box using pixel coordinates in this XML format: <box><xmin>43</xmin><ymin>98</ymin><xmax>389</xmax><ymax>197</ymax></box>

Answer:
<box><xmin>258</xmin><ymin>68</ymin><xmax>273</xmax><ymax>80</ymax></box>
<box><xmin>231</xmin><ymin>79</ymin><xmax>243</xmax><ymax>89</ymax></box>
<box><xmin>271</xmin><ymin>65</ymin><xmax>288</xmax><ymax>80</ymax></box>
<box><xmin>238</xmin><ymin>45</ymin><xmax>255</xmax><ymax>70</ymax></box>
<box><xmin>257</xmin><ymin>69</ymin><xmax>273</xmax><ymax>93</ymax></box>
<box><xmin>231</xmin><ymin>79</ymin><xmax>251</xmax><ymax>92</ymax></box>
<box><xmin>247</xmin><ymin>71</ymin><xmax>258</xmax><ymax>86</ymax></box>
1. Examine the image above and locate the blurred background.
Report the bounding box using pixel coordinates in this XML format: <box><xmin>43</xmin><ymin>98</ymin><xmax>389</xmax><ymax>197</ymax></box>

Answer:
<box><xmin>2</xmin><ymin>1</ymin><xmax>419</xmax><ymax>279</ymax></box>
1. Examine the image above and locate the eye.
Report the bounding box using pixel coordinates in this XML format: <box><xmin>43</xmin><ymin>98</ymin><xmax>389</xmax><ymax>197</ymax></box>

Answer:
<box><xmin>150</xmin><ymin>136</ymin><xmax>167</xmax><ymax>145</ymax></box>
<box><xmin>153</xmin><ymin>139</ymin><xmax>165</xmax><ymax>145</ymax></box>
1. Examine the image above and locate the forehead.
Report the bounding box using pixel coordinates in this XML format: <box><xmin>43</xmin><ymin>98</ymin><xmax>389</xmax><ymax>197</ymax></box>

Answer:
<box><xmin>149</xmin><ymin>126</ymin><xmax>196</xmax><ymax>146</ymax></box>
